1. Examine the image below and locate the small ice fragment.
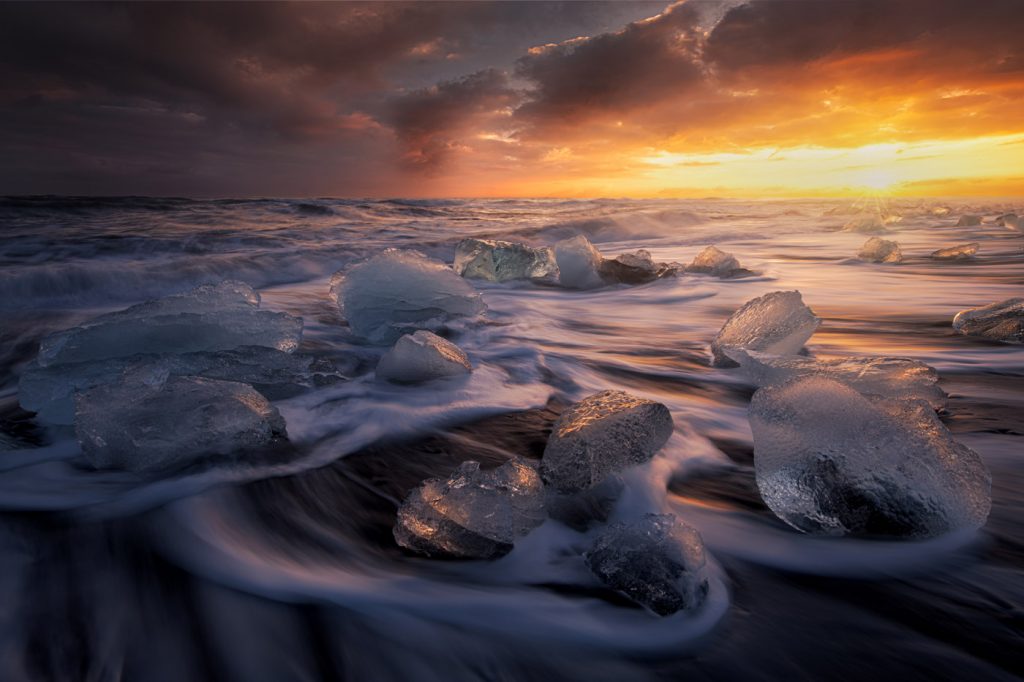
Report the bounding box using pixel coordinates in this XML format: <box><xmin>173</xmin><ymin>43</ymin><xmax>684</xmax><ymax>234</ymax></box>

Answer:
<box><xmin>585</xmin><ymin>513</ymin><xmax>709</xmax><ymax>616</ymax></box>
<box><xmin>553</xmin><ymin>235</ymin><xmax>604</xmax><ymax>289</ymax></box>
<box><xmin>710</xmin><ymin>290</ymin><xmax>821</xmax><ymax>367</ymax></box>
<box><xmin>331</xmin><ymin>249</ymin><xmax>485</xmax><ymax>344</ymax></box>
<box><xmin>994</xmin><ymin>213</ymin><xmax>1018</xmax><ymax>228</ymax></box>
<box><xmin>750</xmin><ymin>377</ymin><xmax>991</xmax><ymax>538</ymax></box>
<box><xmin>376</xmin><ymin>330</ymin><xmax>471</xmax><ymax>383</ymax></box>
<box><xmin>956</xmin><ymin>214</ymin><xmax>982</xmax><ymax>226</ymax></box>
<box><xmin>541</xmin><ymin>390</ymin><xmax>673</xmax><ymax>494</ymax></box>
<box><xmin>686</xmin><ymin>245</ymin><xmax>744</xmax><ymax>277</ymax></box>
<box><xmin>857</xmin><ymin>237</ymin><xmax>903</xmax><ymax>264</ymax></box>
<box><xmin>393</xmin><ymin>458</ymin><xmax>546</xmax><ymax>559</ymax></box>
<box><xmin>842</xmin><ymin>216</ymin><xmax>887</xmax><ymax>233</ymax></box>
<box><xmin>37</xmin><ymin>281</ymin><xmax>302</xmax><ymax>367</ymax></box>
<box><xmin>75</xmin><ymin>374</ymin><xmax>287</xmax><ymax>472</ymax></box>
<box><xmin>453</xmin><ymin>238</ymin><xmax>558</xmax><ymax>282</ymax></box>
<box><xmin>953</xmin><ymin>298</ymin><xmax>1024</xmax><ymax>344</ymax></box>
<box><xmin>930</xmin><ymin>242</ymin><xmax>979</xmax><ymax>260</ymax></box>
<box><xmin>724</xmin><ymin>348</ymin><xmax>946</xmax><ymax>410</ymax></box>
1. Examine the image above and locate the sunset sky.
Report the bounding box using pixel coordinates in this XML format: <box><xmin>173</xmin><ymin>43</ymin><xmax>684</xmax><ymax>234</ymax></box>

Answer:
<box><xmin>1</xmin><ymin>0</ymin><xmax>1022</xmax><ymax>198</ymax></box>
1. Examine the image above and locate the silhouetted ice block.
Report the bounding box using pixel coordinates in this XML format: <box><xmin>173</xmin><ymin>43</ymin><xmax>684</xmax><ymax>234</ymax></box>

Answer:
<box><xmin>553</xmin><ymin>235</ymin><xmax>604</xmax><ymax>289</ymax></box>
<box><xmin>931</xmin><ymin>242</ymin><xmax>979</xmax><ymax>260</ymax></box>
<box><xmin>331</xmin><ymin>249</ymin><xmax>485</xmax><ymax>344</ymax></box>
<box><xmin>376</xmin><ymin>330</ymin><xmax>471</xmax><ymax>383</ymax></box>
<box><xmin>585</xmin><ymin>513</ymin><xmax>709</xmax><ymax>616</ymax></box>
<box><xmin>953</xmin><ymin>298</ymin><xmax>1024</xmax><ymax>344</ymax></box>
<box><xmin>842</xmin><ymin>216</ymin><xmax>887</xmax><ymax>233</ymax></box>
<box><xmin>453</xmin><ymin>238</ymin><xmax>558</xmax><ymax>282</ymax></box>
<box><xmin>37</xmin><ymin>281</ymin><xmax>302</xmax><ymax>367</ymax></box>
<box><xmin>710</xmin><ymin>290</ymin><xmax>821</xmax><ymax>367</ymax></box>
<box><xmin>725</xmin><ymin>348</ymin><xmax>946</xmax><ymax>410</ymax></box>
<box><xmin>956</xmin><ymin>214</ymin><xmax>982</xmax><ymax>227</ymax></box>
<box><xmin>857</xmin><ymin>237</ymin><xmax>903</xmax><ymax>264</ymax></box>
<box><xmin>686</xmin><ymin>245</ymin><xmax>747</xmax><ymax>276</ymax></box>
<box><xmin>393</xmin><ymin>459</ymin><xmax>546</xmax><ymax>559</ymax></box>
<box><xmin>542</xmin><ymin>390</ymin><xmax>673</xmax><ymax>494</ymax></box>
<box><xmin>20</xmin><ymin>347</ymin><xmax>344</xmax><ymax>425</ymax></box>
<box><xmin>750</xmin><ymin>377</ymin><xmax>991</xmax><ymax>538</ymax></box>
<box><xmin>75</xmin><ymin>373</ymin><xmax>287</xmax><ymax>472</ymax></box>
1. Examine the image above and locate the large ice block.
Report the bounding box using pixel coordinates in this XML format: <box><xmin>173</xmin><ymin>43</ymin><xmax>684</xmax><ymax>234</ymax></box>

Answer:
<box><xmin>453</xmin><ymin>238</ymin><xmax>558</xmax><ymax>282</ymax></box>
<box><xmin>553</xmin><ymin>235</ymin><xmax>604</xmax><ymax>289</ymax></box>
<box><xmin>710</xmin><ymin>290</ymin><xmax>821</xmax><ymax>367</ymax></box>
<box><xmin>376</xmin><ymin>331</ymin><xmax>471</xmax><ymax>383</ymax></box>
<box><xmin>686</xmin><ymin>246</ymin><xmax>745</xmax><ymax>277</ymax></box>
<box><xmin>953</xmin><ymin>298</ymin><xmax>1024</xmax><ymax>344</ymax></box>
<box><xmin>598</xmin><ymin>249</ymin><xmax>677</xmax><ymax>284</ymax></box>
<box><xmin>857</xmin><ymin>237</ymin><xmax>902</xmax><ymax>264</ymax></box>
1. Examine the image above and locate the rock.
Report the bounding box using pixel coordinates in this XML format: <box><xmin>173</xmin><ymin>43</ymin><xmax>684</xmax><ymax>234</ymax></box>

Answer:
<box><xmin>956</xmin><ymin>214</ymin><xmax>982</xmax><ymax>227</ymax></box>
<box><xmin>585</xmin><ymin>513</ymin><xmax>709</xmax><ymax>616</ymax></box>
<box><xmin>541</xmin><ymin>390</ymin><xmax>673</xmax><ymax>494</ymax></box>
<box><xmin>331</xmin><ymin>249</ymin><xmax>485</xmax><ymax>344</ymax></box>
<box><xmin>553</xmin><ymin>235</ymin><xmax>604</xmax><ymax>289</ymax></box>
<box><xmin>710</xmin><ymin>291</ymin><xmax>821</xmax><ymax>367</ymax></box>
<box><xmin>724</xmin><ymin>348</ymin><xmax>946</xmax><ymax>410</ymax></box>
<box><xmin>750</xmin><ymin>377</ymin><xmax>991</xmax><ymax>538</ymax></box>
<box><xmin>376</xmin><ymin>331</ymin><xmax>471</xmax><ymax>383</ymax></box>
<box><xmin>930</xmin><ymin>243</ymin><xmax>979</xmax><ymax>260</ymax></box>
<box><xmin>75</xmin><ymin>373</ymin><xmax>287</xmax><ymax>472</ymax></box>
<box><xmin>37</xmin><ymin>281</ymin><xmax>302</xmax><ymax>367</ymax></box>
<box><xmin>393</xmin><ymin>458</ymin><xmax>546</xmax><ymax>559</ymax></box>
<box><xmin>686</xmin><ymin>246</ymin><xmax>746</xmax><ymax>277</ymax></box>
<box><xmin>857</xmin><ymin>237</ymin><xmax>903</xmax><ymax>264</ymax></box>
<box><xmin>453</xmin><ymin>238</ymin><xmax>558</xmax><ymax>282</ymax></box>
<box><xmin>953</xmin><ymin>298</ymin><xmax>1024</xmax><ymax>344</ymax></box>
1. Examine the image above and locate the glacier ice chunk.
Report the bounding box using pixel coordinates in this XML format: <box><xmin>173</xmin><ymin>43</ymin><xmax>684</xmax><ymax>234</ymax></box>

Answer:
<box><xmin>553</xmin><ymin>235</ymin><xmax>604</xmax><ymax>289</ymax></box>
<box><xmin>724</xmin><ymin>348</ymin><xmax>946</xmax><ymax>410</ymax></box>
<box><xmin>686</xmin><ymin>245</ymin><xmax>745</xmax><ymax>277</ymax></box>
<box><xmin>930</xmin><ymin>242</ymin><xmax>979</xmax><ymax>260</ymax></box>
<box><xmin>393</xmin><ymin>458</ymin><xmax>545</xmax><ymax>559</ymax></box>
<box><xmin>377</xmin><ymin>330</ymin><xmax>471</xmax><ymax>383</ymax></box>
<box><xmin>710</xmin><ymin>290</ymin><xmax>821</xmax><ymax>367</ymax></box>
<box><xmin>541</xmin><ymin>390</ymin><xmax>673</xmax><ymax>494</ymax></box>
<box><xmin>585</xmin><ymin>513</ymin><xmax>709</xmax><ymax>616</ymax></box>
<box><xmin>331</xmin><ymin>249</ymin><xmax>485</xmax><ymax>344</ymax></box>
<box><xmin>75</xmin><ymin>374</ymin><xmax>287</xmax><ymax>472</ymax></box>
<box><xmin>750</xmin><ymin>377</ymin><xmax>991</xmax><ymax>538</ymax></box>
<box><xmin>857</xmin><ymin>237</ymin><xmax>903</xmax><ymax>264</ymax></box>
<box><xmin>956</xmin><ymin>214</ymin><xmax>982</xmax><ymax>227</ymax></box>
<box><xmin>37</xmin><ymin>281</ymin><xmax>302</xmax><ymax>367</ymax></box>
<box><xmin>598</xmin><ymin>249</ymin><xmax>677</xmax><ymax>284</ymax></box>
<box><xmin>453</xmin><ymin>238</ymin><xmax>558</xmax><ymax>282</ymax></box>
<box><xmin>953</xmin><ymin>298</ymin><xmax>1024</xmax><ymax>344</ymax></box>
<box><xmin>19</xmin><ymin>347</ymin><xmax>344</xmax><ymax>425</ymax></box>
<box><xmin>994</xmin><ymin>213</ymin><xmax>1018</xmax><ymax>228</ymax></box>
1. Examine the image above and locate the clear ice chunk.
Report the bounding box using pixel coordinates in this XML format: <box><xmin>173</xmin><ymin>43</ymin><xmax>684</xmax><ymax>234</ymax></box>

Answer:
<box><xmin>724</xmin><ymin>348</ymin><xmax>946</xmax><ymax>410</ymax></box>
<box><xmin>930</xmin><ymin>242</ymin><xmax>979</xmax><ymax>260</ymax></box>
<box><xmin>541</xmin><ymin>390</ymin><xmax>673</xmax><ymax>494</ymax></box>
<box><xmin>75</xmin><ymin>373</ymin><xmax>287</xmax><ymax>472</ymax></box>
<box><xmin>393</xmin><ymin>458</ymin><xmax>546</xmax><ymax>559</ymax></box>
<box><xmin>750</xmin><ymin>377</ymin><xmax>991</xmax><ymax>538</ymax></box>
<box><xmin>710</xmin><ymin>290</ymin><xmax>821</xmax><ymax>367</ymax></box>
<box><xmin>552</xmin><ymin>235</ymin><xmax>604</xmax><ymax>289</ymax></box>
<box><xmin>331</xmin><ymin>249</ymin><xmax>485</xmax><ymax>344</ymax></box>
<box><xmin>953</xmin><ymin>298</ymin><xmax>1024</xmax><ymax>344</ymax></box>
<box><xmin>19</xmin><ymin>347</ymin><xmax>345</xmax><ymax>425</ymax></box>
<box><xmin>376</xmin><ymin>330</ymin><xmax>471</xmax><ymax>383</ymax></box>
<box><xmin>956</xmin><ymin>214</ymin><xmax>982</xmax><ymax>226</ymax></box>
<box><xmin>686</xmin><ymin>245</ymin><xmax>745</xmax><ymax>276</ymax></box>
<box><xmin>37</xmin><ymin>281</ymin><xmax>302</xmax><ymax>367</ymax></box>
<box><xmin>857</xmin><ymin>237</ymin><xmax>903</xmax><ymax>264</ymax></box>
<box><xmin>453</xmin><ymin>238</ymin><xmax>558</xmax><ymax>282</ymax></box>
<box><xmin>585</xmin><ymin>513</ymin><xmax>709</xmax><ymax>616</ymax></box>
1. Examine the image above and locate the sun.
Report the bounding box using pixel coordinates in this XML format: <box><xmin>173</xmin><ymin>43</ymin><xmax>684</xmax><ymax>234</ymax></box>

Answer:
<box><xmin>851</xmin><ymin>167</ymin><xmax>900</xmax><ymax>192</ymax></box>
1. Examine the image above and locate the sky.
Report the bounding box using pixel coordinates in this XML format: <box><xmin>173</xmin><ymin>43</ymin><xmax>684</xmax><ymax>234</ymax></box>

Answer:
<box><xmin>1</xmin><ymin>0</ymin><xmax>1022</xmax><ymax>199</ymax></box>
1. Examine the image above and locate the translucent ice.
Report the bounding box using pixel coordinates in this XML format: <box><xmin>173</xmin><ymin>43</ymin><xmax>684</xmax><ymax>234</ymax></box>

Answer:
<box><xmin>598</xmin><ymin>249</ymin><xmax>677</xmax><ymax>284</ymax></box>
<box><xmin>553</xmin><ymin>235</ymin><xmax>604</xmax><ymax>289</ymax></box>
<box><xmin>686</xmin><ymin>245</ymin><xmax>744</xmax><ymax>277</ymax></box>
<box><xmin>930</xmin><ymin>242</ymin><xmax>979</xmax><ymax>260</ymax></box>
<box><xmin>541</xmin><ymin>390</ymin><xmax>673</xmax><ymax>494</ymax></box>
<box><xmin>37</xmin><ymin>281</ymin><xmax>302</xmax><ymax>367</ymax></box>
<box><xmin>19</xmin><ymin>347</ymin><xmax>344</xmax><ymax>425</ymax></box>
<box><xmin>750</xmin><ymin>377</ymin><xmax>991</xmax><ymax>538</ymax></box>
<box><xmin>710</xmin><ymin>290</ymin><xmax>821</xmax><ymax>367</ymax></box>
<box><xmin>331</xmin><ymin>249</ymin><xmax>485</xmax><ymax>344</ymax></box>
<box><xmin>376</xmin><ymin>330</ymin><xmax>471</xmax><ymax>383</ymax></box>
<box><xmin>953</xmin><ymin>298</ymin><xmax>1024</xmax><ymax>344</ymax></box>
<box><xmin>857</xmin><ymin>237</ymin><xmax>903</xmax><ymax>264</ymax></box>
<box><xmin>956</xmin><ymin>214</ymin><xmax>982</xmax><ymax>227</ymax></box>
<box><xmin>453</xmin><ymin>238</ymin><xmax>558</xmax><ymax>282</ymax></box>
<box><xmin>994</xmin><ymin>213</ymin><xmax>1018</xmax><ymax>228</ymax></box>
<box><xmin>75</xmin><ymin>374</ymin><xmax>287</xmax><ymax>472</ymax></box>
<box><xmin>724</xmin><ymin>348</ymin><xmax>946</xmax><ymax>410</ymax></box>
<box><xmin>393</xmin><ymin>458</ymin><xmax>546</xmax><ymax>559</ymax></box>
<box><xmin>585</xmin><ymin>513</ymin><xmax>709</xmax><ymax>616</ymax></box>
